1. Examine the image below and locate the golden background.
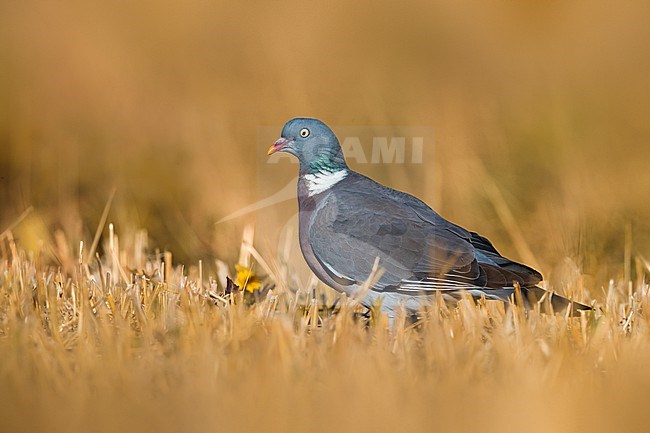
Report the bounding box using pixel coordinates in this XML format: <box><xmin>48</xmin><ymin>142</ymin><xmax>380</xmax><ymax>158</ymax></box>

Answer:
<box><xmin>1</xmin><ymin>0</ymin><xmax>649</xmax><ymax>289</ymax></box>
<box><xmin>2</xmin><ymin>3</ymin><xmax>650</xmax><ymax>433</ymax></box>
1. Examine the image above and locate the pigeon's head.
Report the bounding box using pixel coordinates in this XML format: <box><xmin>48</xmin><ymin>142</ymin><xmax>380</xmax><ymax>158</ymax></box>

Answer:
<box><xmin>268</xmin><ymin>118</ymin><xmax>347</xmax><ymax>173</ymax></box>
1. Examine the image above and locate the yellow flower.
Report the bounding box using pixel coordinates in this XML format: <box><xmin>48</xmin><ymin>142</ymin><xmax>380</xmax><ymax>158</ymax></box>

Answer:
<box><xmin>235</xmin><ymin>264</ymin><xmax>263</xmax><ymax>293</ymax></box>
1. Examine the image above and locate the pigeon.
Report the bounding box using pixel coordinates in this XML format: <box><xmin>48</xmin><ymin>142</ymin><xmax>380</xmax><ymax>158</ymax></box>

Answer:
<box><xmin>267</xmin><ymin>118</ymin><xmax>591</xmax><ymax>316</ymax></box>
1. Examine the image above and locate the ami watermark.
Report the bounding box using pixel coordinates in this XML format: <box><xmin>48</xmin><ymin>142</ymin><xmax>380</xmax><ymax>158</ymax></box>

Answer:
<box><xmin>217</xmin><ymin>125</ymin><xmax>434</xmax><ymax>223</ymax></box>
<box><xmin>267</xmin><ymin>134</ymin><xmax>425</xmax><ymax>164</ymax></box>
<box><xmin>259</xmin><ymin>124</ymin><xmax>433</xmax><ymax>198</ymax></box>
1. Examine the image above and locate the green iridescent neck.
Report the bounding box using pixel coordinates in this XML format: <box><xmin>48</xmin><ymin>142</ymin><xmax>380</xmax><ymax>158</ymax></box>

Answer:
<box><xmin>302</xmin><ymin>148</ymin><xmax>347</xmax><ymax>175</ymax></box>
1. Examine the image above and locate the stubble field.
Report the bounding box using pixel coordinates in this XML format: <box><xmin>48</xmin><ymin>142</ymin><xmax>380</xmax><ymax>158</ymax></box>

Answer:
<box><xmin>1</xmin><ymin>1</ymin><xmax>650</xmax><ymax>432</ymax></box>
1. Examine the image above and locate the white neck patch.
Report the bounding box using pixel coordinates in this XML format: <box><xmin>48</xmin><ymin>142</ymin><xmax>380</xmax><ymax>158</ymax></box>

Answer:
<box><xmin>303</xmin><ymin>170</ymin><xmax>348</xmax><ymax>196</ymax></box>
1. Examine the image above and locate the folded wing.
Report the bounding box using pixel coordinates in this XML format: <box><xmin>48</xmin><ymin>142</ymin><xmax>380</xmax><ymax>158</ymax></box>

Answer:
<box><xmin>308</xmin><ymin>179</ymin><xmax>542</xmax><ymax>294</ymax></box>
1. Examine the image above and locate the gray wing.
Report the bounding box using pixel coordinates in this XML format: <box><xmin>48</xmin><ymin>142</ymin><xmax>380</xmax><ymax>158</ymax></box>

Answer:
<box><xmin>308</xmin><ymin>189</ymin><xmax>483</xmax><ymax>293</ymax></box>
<box><xmin>308</xmin><ymin>176</ymin><xmax>541</xmax><ymax>294</ymax></box>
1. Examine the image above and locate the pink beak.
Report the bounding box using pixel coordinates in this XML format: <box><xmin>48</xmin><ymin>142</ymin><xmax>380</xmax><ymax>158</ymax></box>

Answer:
<box><xmin>267</xmin><ymin>137</ymin><xmax>291</xmax><ymax>155</ymax></box>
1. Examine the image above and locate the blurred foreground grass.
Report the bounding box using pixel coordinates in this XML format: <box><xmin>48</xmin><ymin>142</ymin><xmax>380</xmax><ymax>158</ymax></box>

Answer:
<box><xmin>2</xmin><ymin>1</ymin><xmax>650</xmax><ymax>431</ymax></box>
<box><xmin>1</xmin><ymin>225</ymin><xmax>650</xmax><ymax>433</ymax></box>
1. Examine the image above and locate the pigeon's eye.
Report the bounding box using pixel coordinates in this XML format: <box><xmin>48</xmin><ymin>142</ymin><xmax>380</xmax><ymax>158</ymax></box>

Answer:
<box><xmin>299</xmin><ymin>128</ymin><xmax>310</xmax><ymax>138</ymax></box>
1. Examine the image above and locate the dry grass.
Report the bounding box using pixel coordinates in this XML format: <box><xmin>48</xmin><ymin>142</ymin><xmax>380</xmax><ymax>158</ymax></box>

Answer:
<box><xmin>1</xmin><ymin>1</ymin><xmax>650</xmax><ymax>431</ymax></box>
<box><xmin>0</xmin><ymin>225</ymin><xmax>649</xmax><ymax>433</ymax></box>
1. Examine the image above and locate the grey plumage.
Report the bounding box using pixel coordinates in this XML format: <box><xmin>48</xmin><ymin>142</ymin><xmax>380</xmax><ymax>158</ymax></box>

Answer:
<box><xmin>268</xmin><ymin>118</ymin><xmax>591</xmax><ymax>316</ymax></box>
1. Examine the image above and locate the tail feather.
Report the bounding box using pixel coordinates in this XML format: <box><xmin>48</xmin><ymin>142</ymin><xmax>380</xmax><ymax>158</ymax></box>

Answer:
<box><xmin>521</xmin><ymin>286</ymin><xmax>592</xmax><ymax>314</ymax></box>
